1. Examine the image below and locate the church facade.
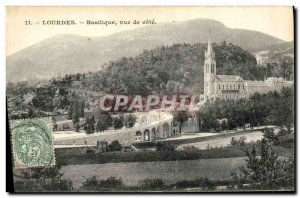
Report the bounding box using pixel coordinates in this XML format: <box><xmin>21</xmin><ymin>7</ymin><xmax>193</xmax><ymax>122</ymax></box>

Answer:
<box><xmin>200</xmin><ymin>35</ymin><xmax>293</xmax><ymax>103</ymax></box>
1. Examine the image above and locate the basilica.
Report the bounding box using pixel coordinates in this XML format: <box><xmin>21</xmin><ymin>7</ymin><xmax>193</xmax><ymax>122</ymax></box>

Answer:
<box><xmin>200</xmin><ymin>35</ymin><xmax>293</xmax><ymax>103</ymax></box>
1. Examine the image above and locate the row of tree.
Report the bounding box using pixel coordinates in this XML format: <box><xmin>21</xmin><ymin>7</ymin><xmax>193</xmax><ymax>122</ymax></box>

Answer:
<box><xmin>83</xmin><ymin>113</ymin><xmax>137</xmax><ymax>134</ymax></box>
<box><xmin>199</xmin><ymin>87</ymin><xmax>294</xmax><ymax>132</ymax></box>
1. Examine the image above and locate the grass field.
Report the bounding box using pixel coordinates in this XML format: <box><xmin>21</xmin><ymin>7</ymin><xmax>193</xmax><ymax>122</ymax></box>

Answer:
<box><xmin>55</xmin><ymin>143</ymin><xmax>293</xmax><ymax>166</ymax></box>
<box><xmin>60</xmin><ymin>157</ymin><xmax>247</xmax><ymax>188</ymax></box>
<box><xmin>55</xmin><ymin>147</ymin><xmax>246</xmax><ymax>165</ymax></box>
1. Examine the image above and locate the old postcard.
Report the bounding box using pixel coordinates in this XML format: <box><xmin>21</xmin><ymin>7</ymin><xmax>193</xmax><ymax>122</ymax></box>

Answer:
<box><xmin>6</xmin><ymin>6</ymin><xmax>295</xmax><ymax>192</ymax></box>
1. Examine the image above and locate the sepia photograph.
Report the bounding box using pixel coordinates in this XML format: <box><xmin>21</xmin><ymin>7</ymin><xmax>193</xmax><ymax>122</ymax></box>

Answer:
<box><xmin>6</xmin><ymin>6</ymin><xmax>295</xmax><ymax>193</ymax></box>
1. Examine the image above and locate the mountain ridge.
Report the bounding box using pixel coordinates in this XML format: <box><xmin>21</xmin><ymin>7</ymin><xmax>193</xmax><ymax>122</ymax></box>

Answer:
<box><xmin>7</xmin><ymin>18</ymin><xmax>286</xmax><ymax>82</ymax></box>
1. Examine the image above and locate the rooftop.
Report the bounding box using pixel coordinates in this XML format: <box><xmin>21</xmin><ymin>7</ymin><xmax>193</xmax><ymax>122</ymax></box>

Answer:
<box><xmin>216</xmin><ymin>75</ymin><xmax>244</xmax><ymax>82</ymax></box>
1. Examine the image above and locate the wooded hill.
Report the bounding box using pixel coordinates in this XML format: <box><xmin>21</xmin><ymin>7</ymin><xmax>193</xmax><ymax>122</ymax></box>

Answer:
<box><xmin>58</xmin><ymin>42</ymin><xmax>262</xmax><ymax>95</ymax></box>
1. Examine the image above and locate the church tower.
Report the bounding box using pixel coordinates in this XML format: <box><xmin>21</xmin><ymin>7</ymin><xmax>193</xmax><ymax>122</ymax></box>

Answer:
<box><xmin>203</xmin><ymin>33</ymin><xmax>217</xmax><ymax>100</ymax></box>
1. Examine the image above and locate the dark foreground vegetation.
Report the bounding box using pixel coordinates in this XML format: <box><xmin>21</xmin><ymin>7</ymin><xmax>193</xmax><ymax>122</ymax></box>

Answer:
<box><xmin>14</xmin><ymin>127</ymin><xmax>294</xmax><ymax>192</ymax></box>
<box><xmin>14</xmin><ymin>134</ymin><xmax>294</xmax><ymax>192</ymax></box>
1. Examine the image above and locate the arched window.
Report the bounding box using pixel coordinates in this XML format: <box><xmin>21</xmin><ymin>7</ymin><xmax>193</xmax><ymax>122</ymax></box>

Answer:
<box><xmin>234</xmin><ymin>84</ymin><xmax>236</xmax><ymax>90</ymax></box>
<box><xmin>230</xmin><ymin>85</ymin><xmax>232</xmax><ymax>90</ymax></box>
<box><xmin>219</xmin><ymin>84</ymin><xmax>221</xmax><ymax>90</ymax></box>
<box><xmin>223</xmin><ymin>84</ymin><xmax>224</xmax><ymax>89</ymax></box>
<box><xmin>238</xmin><ymin>84</ymin><xmax>240</xmax><ymax>90</ymax></box>
<box><xmin>243</xmin><ymin>84</ymin><xmax>244</xmax><ymax>89</ymax></box>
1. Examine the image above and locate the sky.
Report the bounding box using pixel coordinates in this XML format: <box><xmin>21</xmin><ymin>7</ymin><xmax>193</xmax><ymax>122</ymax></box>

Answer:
<box><xmin>6</xmin><ymin>6</ymin><xmax>294</xmax><ymax>55</ymax></box>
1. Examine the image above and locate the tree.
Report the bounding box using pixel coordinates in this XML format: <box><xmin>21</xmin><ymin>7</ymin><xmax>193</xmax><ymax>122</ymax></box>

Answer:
<box><xmin>124</xmin><ymin>114</ymin><xmax>137</xmax><ymax>128</ymax></box>
<box><xmin>68</xmin><ymin>96</ymin><xmax>85</xmax><ymax>125</ymax></box>
<box><xmin>263</xmin><ymin>128</ymin><xmax>279</xmax><ymax>144</ymax></box>
<box><xmin>267</xmin><ymin>87</ymin><xmax>293</xmax><ymax>132</ymax></box>
<box><xmin>174</xmin><ymin>110</ymin><xmax>188</xmax><ymax>134</ymax></box>
<box><xmin>232</xmin><ymin>138</ymin><xmax>294</xmax><ymax>189</ymax></box>
<box><xmin>67</xmin><ymin>105</ymin><xmax>73</xmax><ymax>120</ymax></box>
<box><xmin>68</xmin><ymin>43</ymin><xmax>260</xmax><ymax>95</ymax></box>
<box><xmin>221</xmin><ymin>120</ymin><xmax>228</xmax><ymax>131</ymax></box>
<box><xmin>74</xmin><ymin>122</ymin><xmax>80</xmax><ymax>132</ymax></box>
<box><xmin>15</xmin><ymin>166</ymin><xmax>73</xmax><ymax>192</ymax></box>
<box><xmin>52</xmin><ymin>116</ymin><xmax>58</xmax><ymax>131</ymax></box>
<box><xmin>68</xmin><ymin>97</ymin><xmax>85</xmax><ymax>132</ymax></box>
<box><xmin>72</xmin><ymin>109</ymin><xmax>79</xmax><ymax>127</ymax></box>
<box><xmin>27</xmin><ymin>107</ymin><xmax>35</xmax><ymax>118</ymax></box>
<box><xmin>276</xmin><ymin>61</ymin><xmax>292</xmax><ymax>80</ymax></box>
<box><xmin>112</xmin><ymin>114</ymin><xmax>124</xmax><ymax>129</ymax></box>
<box><xmin>84</xmin><ymin>115</ymin><xmax>96</xmax><ymax>134</ymax></box>
<box><xmin>96</xmin><ymin>113</ymin><xmax>111</xmax><ymax>132</ymax></box>
<box><xmin>238</xmin><ymin>136</ymin><xmax>247</xmax><ymax>147</ymax></box>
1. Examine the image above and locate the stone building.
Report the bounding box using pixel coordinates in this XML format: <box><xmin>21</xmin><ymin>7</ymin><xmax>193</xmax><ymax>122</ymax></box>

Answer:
<box><xmin>200</xmin><ymin>34</ymin><xmax>293</xmax><ymax>103</ymax></box>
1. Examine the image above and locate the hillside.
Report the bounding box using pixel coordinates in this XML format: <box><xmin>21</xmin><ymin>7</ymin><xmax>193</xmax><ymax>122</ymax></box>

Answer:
<box><xmin>58</xmin><ymin>42</ymin><xmax>261</xmax><ymax>95</ymax></box>
<box><xmin>7</xmin><ymin>18</ymin><xmax>284</xmax><ymax>82</ymax></box>
<box><xmin>254</xmin><ymin>42</ymin><xmax>294</xmax><ymax>80</ymax></box>
<box><xmin>255</xmin><ymin>42</ymin><xmax>294</xmax><ymax>66</ymax></box>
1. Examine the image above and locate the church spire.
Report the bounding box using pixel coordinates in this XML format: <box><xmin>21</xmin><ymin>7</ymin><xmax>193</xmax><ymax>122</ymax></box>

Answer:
<box><xmin>206</xmin><ymin>31</ymin><xmax>214</xmax><ymax>58</ymax></box>
<box><xmin>207</xmin><ymin>31</ymin><xmax>213</xmax><ymax>56</ymax></box>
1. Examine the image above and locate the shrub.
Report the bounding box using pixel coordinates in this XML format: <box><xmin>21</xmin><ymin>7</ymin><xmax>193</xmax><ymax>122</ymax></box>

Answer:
<box><xmin>99</xmin><ymin>176</ymin><xmax>124</xmax><ymax>189</ymax></box>
<box><xmin>229</xmin><ymin>136</ymin><xmax>247</xmax><ymax>147</ymax></box>
<box><xmin>277</xmin><ymin>128</ymin><xmax>290</xmax><ymax>136</ymax></box>
<box><xmin>124</xmin><ymin>114</ymin><xmax>137</xmax><ymax>128</ymax></box>
<box><xmin>86</xmin><ymin>147</ymin><xmax>96</xmax><ymax>154</ymax></box>
<box><xmin>182</xmin><ymin>145</ymin><xmax>199</xmax><ymax>151</ymax></box>
<box><xmin>107</xmin><ymin>140</ymin><xmax>123</xmax><ymax>152</ymax></box>
<box><xmin>156</xmin><ymin>142</ymin><xmax>177</xmax><ymax>152</ymax></box>
<box><xmin>80</xmin><ymin>176</ymin><xmax>123</xmax><ymax>191</ymax></box>
<box><xmin>263</xmin><ymin>128</ymin><xmax>279</xmax><ymax>144</ymax></box>
<box><xmin>140</xmin><ymin>178</ymin><xmax>165</xmax><ymax>190</ymax></box>
<box><xmin>173</xmin><ymin>177</ymin><xmax>215</xmax><ymax>190</ymax></box>
<box><xmin>14</xmin><ymin>178</ymin><xmax>73</xmax><ymax>192</ymax></box>
<box><xmin>231</xmin><ymin>138</ymin><xmax>294</xmax><ymax>190</ymax></box>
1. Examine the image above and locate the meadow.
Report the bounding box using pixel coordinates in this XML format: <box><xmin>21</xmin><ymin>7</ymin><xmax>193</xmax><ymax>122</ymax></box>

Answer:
<box><xmin>60</xmin><ymin>157</ymin><xmax>247</xmax><ymax>188</ymax></box>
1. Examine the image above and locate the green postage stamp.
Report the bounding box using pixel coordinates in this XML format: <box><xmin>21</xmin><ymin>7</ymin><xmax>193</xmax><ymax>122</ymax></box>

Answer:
<box><xmin>10</xmin><ymin>117</ymin><xmax>55</xmax><ymax>169</ymax></box>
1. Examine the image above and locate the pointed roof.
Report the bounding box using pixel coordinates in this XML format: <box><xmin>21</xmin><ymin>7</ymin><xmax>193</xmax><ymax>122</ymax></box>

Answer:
<box><xmin>207</xmin><ymin>32</ymin><xmax>213</xmax><ymax>56</ymax></box>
